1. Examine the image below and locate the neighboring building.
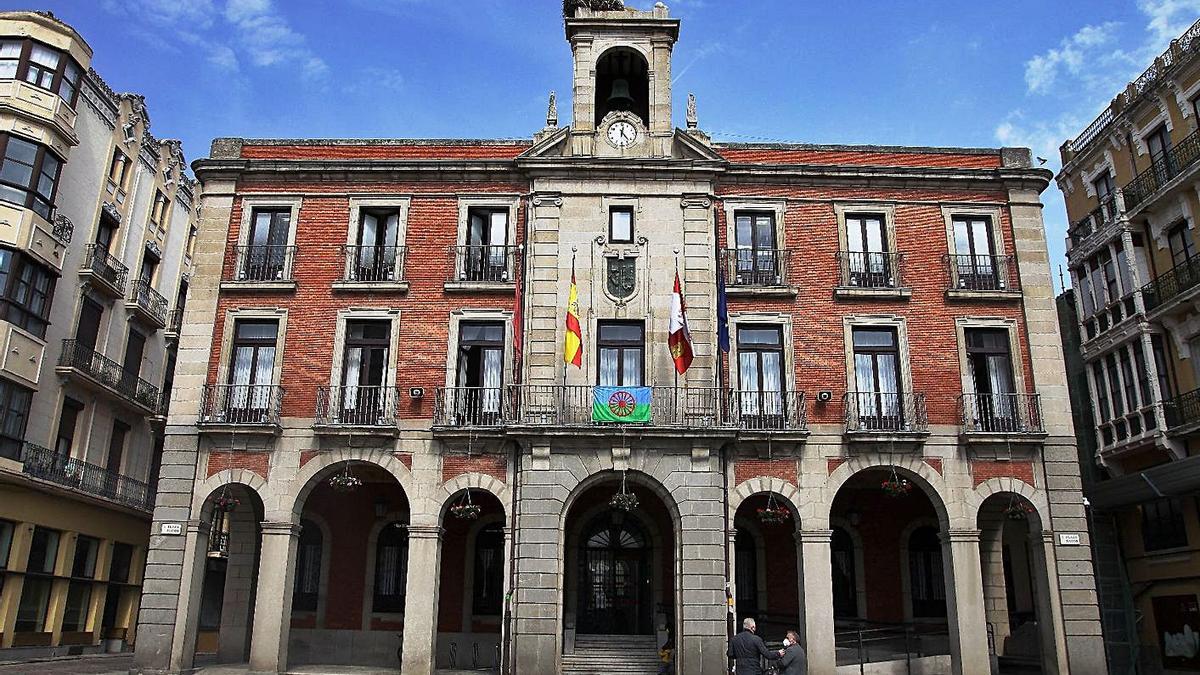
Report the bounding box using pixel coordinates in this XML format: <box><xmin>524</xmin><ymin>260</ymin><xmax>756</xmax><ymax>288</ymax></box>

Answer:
<box><xmin>133</xmin><ymin>4</ymin><xmax>1102</xmax><ymax>675</ymax></box>
<box><xmin>0</xmin><ymin>10</ymin><xmax>195</xmax><ymax>661</ymax></box>
<box><xmin>1056</xmin><ymin>16</ymin><xmax>1200</xmax><ymax>675</ymax></box>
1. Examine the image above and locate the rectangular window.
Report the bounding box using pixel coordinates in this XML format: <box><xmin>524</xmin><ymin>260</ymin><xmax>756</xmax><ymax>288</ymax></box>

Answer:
<box><xmin>1119</xmin><ymin>347</ymin><xmax>1140</xmax><ymax>412</ymax></box>
<box><xmin>0</xmin><ymin>135</ymin><xmax>61</xmax><ymax>219</ymax></box>
<box><xmin>1142</xmin><ymin>498</ymin><xmax>1188</xmax><ymax>552</ymax></box>
<box><xmin>952</xmin><ymin>216</ymin><xmax>998</xmax><ymax>289</ymax></box>
<box><xmin>0</xmin><ymin>40</ymin><xmax>18</xmax><ymax>79</ymax></box>
<box><xmin>455</xmin><ymin>321</ymin><xmax>505</xmax><ymax>422</ymax></box>
<box><xmin>0</xmin><ymin>519</ymin><xmax>13</xmax><ymax>569</ymax></box>
<box><xmin>1093</xmin><ymin>172</ymin><xmax>1114</xmax><ymax>200</ymax></box>
<box><xmin>609</xmin><ymin>206</ymin><xmax>633</xmax><ymax>243</ymax></box>
<box><xmin>844</xmin><ymin>213</ymin><xmax>892</xmax><ymax>287</ymax></box>
<box><xmin>463</xmin><ymin>207</ymin><xmax>509</xmax><ymax>282</ymax></box>
<box><xmin>1153</xmin><ymin>335</ymin><xmax>1175</xmax><ymax>401</ymax></box>
<box><xmin>1076</xmin><ymin>268</ymin><xmax>1095</xmax><ymax>317</ymax></box>
<box><xmin>1101</xmin><ymin>250</ymin><xmax>1120</xmax><ymax>303</ymax></box>
<box><xmin>472</xmin><ymin>524</ymin><xmax>504</xmax><ymax>616</ymax></box>
<box><xmin>965</xmin><ymin>328</ymin><xmax>1018</xmax><ymax>430</ymax></box>
<box><xmin>149</xmin><ymin>190</ymin><xmax>169</xmax><ymax>228</ymax></box>
<box><xmin>0</xmin><ymin>247</ymin><xmax>55</xmax><ymax>338</ymax></box>
<box><xmin>0</xmin><ymin>378</ymin><xmax>32</xmax><ymax>461</ymax></box>
<box><xmin>95</xmin><ymin>211</ymin><xmax>118</xmax><ymax>253</ymax></box>
<box><xmin>72</xmin><ymin>536</ymin><xmax>98</xmax><ymax>578</ymax></box>
<box><xmin>242</xmin><ymin>208</ymin><xmax>291</xmax><ymax>281</ymax></box>
<box><xmin>109</xmin><ymin>543</ymin><xmax>133</xmax><ymax>584</ymax></box>
<box><xmin>339</xmin><ymin>320</ymin><xmax>391</xmax><ymax>423</ymax></box>
<box><xmin>851</xmin><ymin>327</ymin><xmax>902</xmax><ymax>429</ymax></box>
<box><xmin>27</xmin><ymin>527</ymin><xmax>58</xmax><ymax>574</ymax></box>
<box><xmin>0</xmin><ymin>39</ymin><xmax>80</xmax><ymax>104</ymax></box>
<box><xmin>227</xmin><ymin>319</ymin><xmax>279</xmax><ymax>421</ymax></box>
<box><xmin>736</xmin><ymin>326</ymin><xmax>785</xmax><ymax>418</ymax></box>
<box><xmin>108</xmin><ymin>149</ymin><xmax>130</xmax><ymax>188</ymax></box>
<box><xmin>1168</xmin><ymin>222</ymin><xmax>1195</xmax><ymax>268</ymax></box>
<box><xmin>65</xmin><ymin>535</ymin><xmax>98</xmax><ymax>629</ymax></box>
<box><xmin>123</xmin><ymin>329</ymin><xmax>146</xmax><ymax>382</ymax></box>
<box><xmin>1088</xmin><ymin>257</ymin><xmax>1108</xmax><ymax>308</ymax></box>
<box><xmin>1147</xmin><ymin>124</ymin><xmax>1172</xmax><ymax>164</ymax></box>
<box><xmin>76</xmin><ymin>296</ymin><xmax>103</xmax><ymax>352</ymax></box>
<box><xmin>55</xmin><ymin>397</ymin><xmax>84</xmax><ymax>457</ymax></box>
<box><xmin>15</xmin><ymin>577</ymin><xmax>52</xmax><ymax>632</ymax></box>
<box><xmin>106</xmin><ymin>420</ymin><xmax>129</xmax><ymax>474</ymax></box>
<box><xmin>1093</xmin><ymin>361</ymin><xmax>1112</xmax><ymax>423</ymax></box>
<box><xmin>1106</xmin><ymin>353</ymin><xmax>1125</xmax><ymax>418</ymax></box>
<box><xmin>597</xmin><ymin>321</ymin><xmax>644</xmax><ymax>387</ymax></box>
<box><xmin>352</xmin><ymin>208</ymin><xmax>401</xmax><ymax>282</ymax></box>
<box><xmin>734</xmin><ymin>211</ymin><xmax>780</xmax><ymax>285</ymax></box>
<box><xmin>185</xmin><ymin>225</ymin><xmax>198</xmax><ymax>259</ymax></box>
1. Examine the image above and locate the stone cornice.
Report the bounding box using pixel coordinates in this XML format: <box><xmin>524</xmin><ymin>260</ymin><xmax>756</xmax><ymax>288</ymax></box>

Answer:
<box><xmin>723</xmin><ymin>163</ymin><xmax>1053</xmax><ymax>193</ymax></box>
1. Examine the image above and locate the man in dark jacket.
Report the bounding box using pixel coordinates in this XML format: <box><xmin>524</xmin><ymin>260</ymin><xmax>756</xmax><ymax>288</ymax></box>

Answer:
<box><xmin>777</xmin><ymin>630</ymin><xmax>807</xmax><ymax>675</ymax></box>
<box><xmin>727</xmin><ymin>617</ymin><xmax>779</xmax><ymax>674</ymax></box>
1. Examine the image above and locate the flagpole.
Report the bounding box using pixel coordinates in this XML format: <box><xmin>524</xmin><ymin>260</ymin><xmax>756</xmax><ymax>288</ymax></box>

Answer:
<box><xmin>673</xmin><ymin>250</ymin><xmax>680</xmax><ymax>396</ymax></box>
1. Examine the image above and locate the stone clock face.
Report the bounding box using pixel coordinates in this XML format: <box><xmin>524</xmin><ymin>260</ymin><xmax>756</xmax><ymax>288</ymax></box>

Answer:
<box><xmin>606</xmin><ymin>120</ymin><xmax>638</xmax><ymax>148</ymax></box>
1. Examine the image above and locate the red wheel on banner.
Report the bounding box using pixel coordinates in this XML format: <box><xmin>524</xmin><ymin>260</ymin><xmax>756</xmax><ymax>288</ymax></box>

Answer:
<box><xmin>608</xmin><ymin>390</ymin><xmax>636</xmax><ymax>417</ymax></box>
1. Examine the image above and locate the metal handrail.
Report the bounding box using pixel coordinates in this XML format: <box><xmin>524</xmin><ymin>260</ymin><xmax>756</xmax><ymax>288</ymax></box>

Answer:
<box><xmin>231</xmin><ymin>244</ymin><xmax>296</xmax><ymax>282</ymax></box>
<box><xmin>719</xmin><ymin>248</ymin><xmax>792</xmax><ymax>287</ymax></box>
<box><xmin>959</xmin><ymin>393</ymin><xmax>1044</xmax><ymax>433</ymax></box>
<box><xmin>1124</xmin><ymin>127</ymin><xmax>1200</xmax><ymax>210</ymax></box>
<box><xmin>726</xmin><ymin>390</ymin><xmax>807</xmax><ymax>430</ymax></box>
<box><xmin>1141</xmin><ymin>251</ymin><xmax>1200</xmax><ymax>311</ymax></box>
<box><xmin>834</xmin><ymin>620</ymin><xmax>951</xmax><ymax>670</ymax></box>
<box><xmin>433</xmin><ymin>386</ymin><xmax>509</xmax><ymax>427</ymax></box>
<box><xmin>1067</xmin><ymin>193</ymin><xmax>1116</xmax><ymax>247</ymax></box>
<box><xmin>449</xmin><ymin>244</ymin><xmax>519</xmax><ymax>283</ymax></box>
<box><xmin>315</xmin><ymin>385</ymin><xmax>399</xmax><ymax>426</ymax></box>
<box><xmin>843</xmin><ymin>392</ymin><xmax>928</xmax><ymax>433</ymax></box>
<box><xmin>58</xmin><ymin>339</ymin><xmax>161</xmax><ymax>413</ymax></box>
<box><xmin>129</xmin><ymin>277</ymin><xmax>168</xmax><ymax>325</ymax></box>
<box><xmin>198</xmin><ymin>383</ymin><xmax>284</xmax><ymax>425</ymax></box>
<box><xmin>835</xmin><ymin>251</ymin><xmax>904</xmax><ymax>289</ymax></box>
<box><xmin>943</xmin><ymin>254</ymin><xmax>1018</xmax><ymax>292</ymax></box>
<box><xmin>341</xmin><ymin>245</ymin><xmax>406</xmax><ymax>283</ymax></box>
<box><xmin>82</xmin><ymin>244</ymin><xmax>128</xmax><ymax>291</ymax></box>
<box><xmin>1164</xmin><ymin>386</ymin><xmax>1200</xmax><ymax>429</ymax></box>
<box><xmin>166</xmin><ymin>308</ymin><xmax>184</xmax><ymax>335</ymax></box>
<box><xmin>20</xmin><ymin>442</ymin><xmax>151</xmax><ymax>511</ymax></box>
<box><xmin>509</xmin><ymin>384</ymin><xmax>724</xmax><ymax>428</ymax></box>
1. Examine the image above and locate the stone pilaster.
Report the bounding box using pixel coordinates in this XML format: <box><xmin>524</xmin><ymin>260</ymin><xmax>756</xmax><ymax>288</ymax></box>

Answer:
<box><xmin>940</xmin><ymin>529</ymin><xmax>989</xmax><ymax>675</ymax></box>
<box><xmin>247</xmin><ymin>521</ymin><xmax>299</xmax><ymax>674</ymax></box>
<box><xmin>400</xmin><ymin>524</ymin><xmax>444</xmax><ymax>675</ymax></box>
<box><xmin>798</xmin><ymin>529</ymin><xmax>835</xmax><ymax>675</ymax></box>
<box><xmin>526</xmin><ymin>193</ymin><xmax>562</xmax><ymax>386</ymax></box>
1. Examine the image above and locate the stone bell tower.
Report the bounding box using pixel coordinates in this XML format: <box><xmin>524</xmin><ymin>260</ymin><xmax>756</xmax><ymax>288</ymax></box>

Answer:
<box><xmin>564</xmin><ymin>2</ymin><xmax>680</xmax><ymax>157</ymax></box>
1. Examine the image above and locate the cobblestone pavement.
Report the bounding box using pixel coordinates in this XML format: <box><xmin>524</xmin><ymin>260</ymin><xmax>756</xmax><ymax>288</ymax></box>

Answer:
<box><xmin>0</xmin><ymin>653</ymin><xmax>133</xmax><ymax>674</ymax></box>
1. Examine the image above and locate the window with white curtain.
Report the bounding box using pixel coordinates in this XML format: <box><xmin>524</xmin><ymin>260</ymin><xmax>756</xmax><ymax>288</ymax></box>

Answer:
<box><xmin>851</xmin><ymin>327</ymin><xmax>901</xmax><ymax>427</ymax></box>
<box><xmin>845</xmin><ymin>214</ymin><xmax>890</xmax><ymax>287</ymax></box>
<box><xmin>464</xmin><ymin>208</ymin><xmax>509</xmax><ymax>282</ymax></box>
<box><xmin>737</xmin><ymin>325</ymin><xmax>784</xmax><ymax>417</ymax></box>
<box><xmin>373</xmin><ymin>523</ymin><xmax>408</xmax><ymax>613</ymax></box>
<box><xmin>965</xmin><ymin>328</ymin><xmax>1017</xmax><ymax>428</ymax></box>
<box><xmin>340</xmin><ymin>320</ymin><xmax>390</xmax><ymax>422</ymax></box>
<box><xmin>354</xmin><ymin>208</ymin><xmax>400</xmax><ymax>281</ymax></box>
<box><xmin>597</xmin><ymin>321</ymin><xmax>643</xmax><ymax>386</ymax></box>
<box><xmin>456</xmin><ymin>322</ymin><xmax>505</xmax><ymax>418</ymax></box>
<box><xmin>228</xmin><ymin>320</ymin><xmax>278</xmax><ymax>416</ymax></box>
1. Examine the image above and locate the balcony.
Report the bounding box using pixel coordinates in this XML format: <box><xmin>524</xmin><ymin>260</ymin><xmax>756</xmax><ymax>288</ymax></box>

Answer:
<box><xmin>959</xmin><ymin>393</ymin><xmax>1046</xmax><ymax>445</ymax></box>
<box><xmin>719</xmin><ymin>248</ymin><xmax>796</xmax><ymax>296</ymax></box>
<box><xmin>445</xmin><ymin>245</ymin><xmax>519</xmax><ymax>292</ymax></box>
<box><xmin>1165</xmin><ymin>387</ymin><xmax>1200</xmax><ymax>435</ymax></box>
<box><xmin>0</xmin><ymin>201</ymin><xmax>70</xmax><ymax>273</ymax></box>
<box><xmin>79</xmin><ymin>244</ymin><xmax>128</xmax><ymax>298</ymax></box>
<box><xmin>725</xmin><ymin>390</ymin><xmax>808</xmax><ymax>435</ymax></box>
<box><xmin>1081</xmin><ymin>293</ymin><xmax>1139</xmax><ymax>343</ymax></box>
<box><xmin>198</xmin><ymin>384</ymin><xmax>285</xmax><ymax>433</ymax></box>
<box><xmin>223</xmin><ymin>245</ymin><xmax>296</xmax><ymax>291</ymax></box>
<box><xmin>843</xmin><ymin>392</ymin><xmax>929</xmax><ymax>443</ymax></box>
<box><xmin>1141</xmin><ymin>253</ymin><xmax>1200</xmax><ymax>316</ymax></box>
<box><xmin>433</xmin><ymin>386</ymin><xmax>509</xmax><ymax>431</ymax></box>
<box><xmin>334</xmin><ymin>245</ymin><xmax>408</xmax><ymax>292</ymax></box>
<box><xmin>1067</xmin><ymin>193</ymin><xmax>1117</xmax><ymax>253</ymax></box>
<box><xmin>18</xmin><ymin>442</ymin><xmax>150</xmax><ymax>511</ymax></box>
<box><xmin>126</xmin><ymin>278</ymin><xmax>168</xmax><ymax>329</ymax></box>
<box><xmin>0</xmin><ymin>78</ymin><xmax>79</xmax><ymax>142</ymax></box>
<box><xmin>314</xmin><ymin>385</ymin><xmax>399</xmax><ymax>435</ymax></box>
<box><xmin>943</xmin><ymin>254</ymin><xmax>1021</xmax><ymax>300</ymax></box>
<box><xmin>165</xmin><ymin>308</ymin><xmax>184</xmax><ymax>341</ymax></box>
<box><xmin>55</xmin><ymin>339</ymin><xmax>161</xmax><ymax>416</ymax></box>
<box><xmin>834</xmin><ymin>251</ymin><xmax>909</xmax><ymax>299</ymax></box>
<box><xmin>1123</xmin><ymin>128</ymin><xmax>1200</xmax><ymax>211</ymax></box>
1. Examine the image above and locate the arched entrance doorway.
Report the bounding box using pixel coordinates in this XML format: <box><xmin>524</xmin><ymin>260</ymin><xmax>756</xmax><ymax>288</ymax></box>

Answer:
<box><xmin>193</xmin><ymin>482</ymin><xmax>263</xmax><ymax>663</ymax></box>
<box><xmin>732</xmin><ymin>492</ymin><xmax>800</xmax><ymax>643</ymax></box>
<box><xmin>577</xmin><ymin>512</ymin><xmax>652</xmax><ymax>634</ymax></box>
<box><xmin>435</xmin><ymin>487</ymin><xmax>506</xmax><ymax>670</ymax></box>
<box><xmin>285</xmin><ymin>460</ymin><xmax>410</xmax><ymax>670</ymax></box>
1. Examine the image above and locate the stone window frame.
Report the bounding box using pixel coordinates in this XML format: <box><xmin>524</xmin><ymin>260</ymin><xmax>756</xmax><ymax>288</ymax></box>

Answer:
<box><xmin>841</xmin><ymin>314</ymin><xmax>915</xmax><ymax>400</ymax></box>
<box><xmin>213</xmin><ymin>307</ymin><xmax>289</xmax><ymax>389</ymax></box>
<box><xmin>290</xmin><ymin>514</ymin><xmax>332</xmax><ymax>628</ymax></box>
<box><xmin>1132</xmin><ymin>108</ymin><xmax>1173</xmax><ymax>160</ymax></box>
<box><xmin>363</xmin><ymin>512</ymin><xmax>410</xmax><ymax>625</ymax></box>
<box><xmin>727</xmin><ymin>312</ymin><xmax>797</xmax><ymax>398</ymax></box>
<box><xmin>1081</xmin><ymin>158</ymin><xmax>1116</xmax><ymax>200</ymax></box>
<box><xmin>454</xmin><ymin>195</ymin><xmax>520</xmax><ymax>249</ymax></box>
<box><xmin>235</xmin><ymin>196</ymin><xmax>302</xmax><ymax>250</ymax></box>
<box><xmin>940</xmin><ymin>204</ymin><xmax>1006</xmax><ymax>263</ymax></box>
<box><xmin>953</xmin><ymin>317</ymin><xmax>1028</xmax><ymax>398</ymax></box>
<box><xmin>48</xmin><ymin>390</ymin><xmax>93</xmax><ymax>462</ymax></box>
<box><xmin>442</xmin><ymin>308</ymin><xmax>516</xmax><ymax>391</ymax></box>
<box><xmin>602</xmin><ymin>196</ymin><xmax>639</xmax><ymax>246</ymax></box>
<box><xmin>344</xmin><ymin>196</ymin><xmax>411</xmax><ymax>283</ymax></box>
<box><xmin>327</xmin><ymin>308</ymin><xmax>403</xmax><ymax>394</ymax></box>
<box><xmin>721</xmin><ymin>198</ymin><xmax>787</xmax><ymax>253</ymax></box>
<box><xmin>834</xmin><ymin>202</ymin><xmax>898</xmax><ymax>260</ymax></box>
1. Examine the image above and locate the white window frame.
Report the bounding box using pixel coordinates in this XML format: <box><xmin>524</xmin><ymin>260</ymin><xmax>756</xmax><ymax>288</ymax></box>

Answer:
<box><xmin>602</xmin><ymin>195</ymin><xmax>639</xmax><ymax>246</ymax></box>
<box><xmin>215</xmin><ymin>307</ymin><xmax>289</xmax><ymax>389</ymax></box>
<box><xmin>842</xmin><ymin>315</ymin><xmax>914</xmax><ymax>398</ymax></box>
<box><xmin>345</xmin><ymin>196</ymin><xmax>410</xmax><ymax>282</ymax></box>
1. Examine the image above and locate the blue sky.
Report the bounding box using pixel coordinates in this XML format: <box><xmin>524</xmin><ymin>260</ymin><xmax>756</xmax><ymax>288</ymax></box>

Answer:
<box><xmin>27</xmin><ymin>0</ymin><xmax>1200</xmax><ymax>288</ymax></box>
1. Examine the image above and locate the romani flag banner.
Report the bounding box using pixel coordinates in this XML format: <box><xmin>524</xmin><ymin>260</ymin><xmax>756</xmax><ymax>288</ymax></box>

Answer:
<box><xmin>564</xmin><ymin>264</ymin><xmax>583</xmax><ymax>368</ymax></box>
<box><xmin>669</xmin><ymin>270</ymin><xmax>694</xmax><ymax>374</ymax></box>
<box><xmin>592</xmin><ymin>386</ymin><xmax>652</xmax><ymax>423</ymax></box>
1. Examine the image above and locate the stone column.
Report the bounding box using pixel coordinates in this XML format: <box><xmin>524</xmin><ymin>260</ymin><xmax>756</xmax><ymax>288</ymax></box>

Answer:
<box><xmin>941</xmin><ymin>529</ymin><xmax>990</xmax><ymax>675</ymax></box>
<box><xmin>798</xmin><ymin>529</ymin><xmax>835</xmax><ymax>675</ymax></box>
<box><xmin>219</xmin><ymin>507</ymin><xmax>260</xmax><ymax>663</ymax></box>
<box><xmin>247</xmin><ymin>521</ymin><xmax>299</xmax><ymax>674</ymax></box>
<box><xmin>499</xmin><ymin>525</ymin><xmax>513</xmax><ymax>671</ymax></box>
<box><xmin>170</xmin><ymin>520</ymin><xmax>210</xmax><ymax>673</ymax></box>
<box><xmin>401</xmin><ymin>524</ymin><xmax>444</xmax><ymax>675</ymax></box>
<box><xmin>978</xmin><ymin>517</ymin><xmax>1010</xmax><ymax>651</ymax></box>
<box><xmin>0</xmin><ymin>522</ymin><xmax>35</xmax><ymax>649</ymax></box>
<box><xmin>1032</xmin><ymin>531</ymin><xmax>1069</xmax><ymax>675</ymax></box>
<box><xmin>792</xmin><ymin>529</ymin><xmax>807</xmax><ymax>635</ymax></box>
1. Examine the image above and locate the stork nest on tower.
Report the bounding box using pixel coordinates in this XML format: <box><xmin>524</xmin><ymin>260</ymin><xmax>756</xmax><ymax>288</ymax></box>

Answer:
<box><xmin>563</xmin><ymin>0</ymin><xmax>624</xmax><ymax>17</ymax></box>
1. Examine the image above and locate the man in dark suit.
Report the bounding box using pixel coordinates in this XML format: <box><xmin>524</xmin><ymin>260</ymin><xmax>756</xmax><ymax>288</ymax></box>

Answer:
<box><xmin>726</xmin><ymin>617</ymin><xmax>779</xmax><ymax>674</ymax></box>
<box><xmin>776</xmin><ymin>630</ymin><xmax>807</xmax><ymax>675</ymax></box>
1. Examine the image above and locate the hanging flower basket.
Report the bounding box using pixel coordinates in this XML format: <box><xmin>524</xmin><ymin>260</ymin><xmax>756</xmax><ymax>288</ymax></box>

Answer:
<box><xmin>450</xmin><ymin>502</ymin><xmax>482</xmax><ymax>520</ymax></box>
<box><xmin>757</xmin><ymin>504</ymin><xmax>790</xmax><ymax>525</ymax></box>
<box><xmin>328</xmin><ymin>466</ymin><xmax>362</xmax><ymax>493</ymax></box>
<box><xmin>1004</xmin><ymin>501</ymin><xmax>1035</xmax><ymax>521</ymax></box>
<box><xmin>213</xmin><ymin>494</ymin><xmax>240</xmax><ymax>512</ymax></box>
<box><xmin>610</xmin><ymin>491</ymin><xmax>639</xmax><ymax>512</ymax></box>
<box><xmin>880</xmin><ymin>478</ymin><xmax>913</xmax><ymax>498</ymax></box>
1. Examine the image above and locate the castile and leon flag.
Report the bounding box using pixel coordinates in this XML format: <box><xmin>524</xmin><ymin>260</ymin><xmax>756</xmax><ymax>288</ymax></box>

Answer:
<box><xmin>669</xmin><ymin>270</ymin><xmax>694</xmax><ymax>374</ymax></box>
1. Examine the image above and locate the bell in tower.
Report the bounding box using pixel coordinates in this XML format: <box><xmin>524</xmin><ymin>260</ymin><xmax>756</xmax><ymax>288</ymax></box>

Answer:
<box><xmin>594</xmin><ymin>48</ymin><xmax>649</xmax><ymax>127</ymax></box>
<box><xmin>606</xmin><ymin>78</ymin><xmax>635</xmax><ymax>112</ymax></box>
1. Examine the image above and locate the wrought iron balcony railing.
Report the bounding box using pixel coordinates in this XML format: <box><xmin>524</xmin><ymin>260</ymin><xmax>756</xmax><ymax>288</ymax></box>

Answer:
<box><xmin>1124</xmin><ymin>128</ymin><xmax>1200</xmax><ymax>210</ymax></box>
<box><xmin>726</xmin><ymin>390</ymin><xmax>807</xmax><ymax>431</ymax></box>
<box><xmin>843</xmin><ymin>392</ymin><xmax>928</xmax><ymax>434</ymax></box>
<box><xmin>959</xmin><ymin>393</ymin><xmax>1044</xmax><ymax>434</ymax></box>
<box><xmin>1165</xmin><ymin>387</ymin><xmax>1200</xmax><ymax>431</ymax></box>
<box><xmin>1068</xmin><ymin>193</ymin><xmax>1117</xmax><ymax>248</ymax></box>
<box><xmin>341</xmin><ymin>245</ymin><xmax>406</xmax><ymax>283</ymax></box>
<box><xmin>166</xmin><ymin>308</ymin><xmax>184</xmax><ymax>336</ymax></box>
<box><xmin>20</xmin><ymin>442</ymin><xmax>151</xmax><ymax>511</ymax></box>
<box><xmin>434</xmin><ymin>386</ymin><xmax>510</xmax><ymax>427</ymax></box>
<box><xmin>719</xmin><ymin>248</ymin><xmax>792</xmax><ymax>288</ymax></box>
<box><xmin>51</xmin><ymin>210</ymin><xmax>73</xmax><ymax>243</ymax></box>
<box><xmin>198</xmin><ymin>384</ymin><xmax>284</xmax><ymax>426</ymax></box>
<box><xmin>1141</xmin><ymin>253</ymin><xmax>1200</xmax><ymax>312</ymax></box>
<box><xmin>129</xmin><ymin>277</ymin><xmax>168</xmax><ymax>326</ymax></box>
<box><xmin>835</xmin><ymin>251</ymin><xmax>904</xmax><ymax>289</ymax></box>
<box><xmin>504</xmin><ymin>385</ymin><xmax>725</xmax><ymax>428</ymax></box>
<box><xmin>58</xmin><ymin>339</ymin><xmax>161</xmax><ymax>414</ymax></box>
<box><xmin>81</xmin><ymin>244</ymin><xmax>128</xmax><ymax>293</ymax></box>
<box><xmin>448</xmin><ymin>245</ymin><xmax>519</xmax><ymax>284</ymax></box>
<box><xmin>315</xmin><ymin>385</ymin><xmax>399</xmax><ymax>426</ymax></box>
<box><xmin>231</xmin><ymin>245</ymin><xmax>296</xmax><ymax>283</ymax></box>
<box><xmin>944</xmin><ymin>254</ymin><xmax>1019</xmax><ymax>293</ymax></box>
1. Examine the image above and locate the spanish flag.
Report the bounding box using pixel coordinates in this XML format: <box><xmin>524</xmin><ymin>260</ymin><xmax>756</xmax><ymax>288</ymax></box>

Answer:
<box><xmin>564</xmin><ymin>261</ymin><xmax>583</xmax><ymax>368</ymax></box>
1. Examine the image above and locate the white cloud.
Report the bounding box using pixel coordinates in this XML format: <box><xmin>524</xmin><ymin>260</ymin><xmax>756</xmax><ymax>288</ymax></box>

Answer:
<box><xmin>1024</xmin><ymin>22</ymin><xmax>1121</xmax><ymax>94</ymax></box>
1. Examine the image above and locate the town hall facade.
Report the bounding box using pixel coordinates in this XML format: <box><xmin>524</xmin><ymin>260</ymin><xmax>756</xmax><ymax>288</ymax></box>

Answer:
<box><xmin>131</xmin><ymin>4</ymin><xmax>1105</xmax><ymax>674</ymax></box>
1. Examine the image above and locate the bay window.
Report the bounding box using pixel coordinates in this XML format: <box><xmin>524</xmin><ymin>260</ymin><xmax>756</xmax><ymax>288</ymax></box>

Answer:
<box><xmin>0</xmin><ymin>38</ymin><xmax>82</xmax><ymax>105</ymax></box>
<box><xmin>0</xmin><ymin>134</ymin><xmax>62</xmax><ymax>220</ymax></box>
<box><xmin>0</xmin><ymin>247</ymin><xmax>56</xmax><ymax>338</ymax></box>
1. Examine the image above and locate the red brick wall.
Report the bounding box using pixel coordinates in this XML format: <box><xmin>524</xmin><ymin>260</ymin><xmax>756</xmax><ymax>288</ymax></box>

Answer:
<box><xmin>735</xmin><ymin>494</ymin><xmax>799</xmax><ymax>622</ymax></box>
<box><xmin>240</xmin><ymin>143</ymin><xmax>530</xmax><ymax>160</ymax></box>
<box><xmin>970</xmin><ymin>460</ymin><xmax>1035</xmax><ymax>488</ymax></box>
<box><xmin>733</xmin><ymin>459</ymin><xmax>795</xmax><ymax>487</ymax></box>
<box><xmin>206</xmin><ymin>451</ymin><xmax>269</xmax><ymax>480</ymax></box>
<box><xmin>442</xmin><ymin>455</ymin><xmax>507</xmax><ymax>484</ymax></box>
<box><xmin>716</xmin><ymin>147</ymin><xmax>1002</xmax><ymax>169</ymax></box>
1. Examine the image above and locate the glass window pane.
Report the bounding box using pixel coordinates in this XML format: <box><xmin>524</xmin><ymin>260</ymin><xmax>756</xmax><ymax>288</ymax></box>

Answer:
<box><xmin>735</xmin><ymin>216</ymin><xmax>752</xmax><ymax>248</ymax></box>
<box><xmin>27</xmin><ymin>527</ymin><xmax>59</xmax><ymax>574</ymax></box>
<box><xmin>235</xmin><ymin>320</ymin><xmax>278</xmax><ymax>341</ymax></box>
<box><xmin>0</xmin><ymin>520</ymin><xmax>12</xmax><ymax>569</ymax></box>
<box><xmin>852</xmin><ymin>328</ymin><xmax>896</xmax><ymax>349</ymax></box>
<box><xmin>737</xmin><ymin>327</ymin><xmax>781</xmax><ymax>347</ymax></box>
<box><xmin>29</xmin><ymin>45</ymin><xmax>59</xmax><ymax>69</ymax></box>
<box><xmin>846</xmin><ymin>218</ymin><xmax>863</xmax><ymax>252</ymax></box>
<box><xmin>610</xmin><ymin>209</ymin><xmax>632</xmax><ymax>241</ymax></box>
